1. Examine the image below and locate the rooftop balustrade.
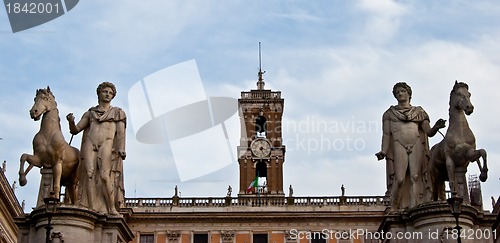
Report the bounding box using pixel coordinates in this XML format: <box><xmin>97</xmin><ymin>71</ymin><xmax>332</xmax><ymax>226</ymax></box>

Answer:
<box><xmin>124</xmin><ymin>195</ymin><xmax>388</xmax><ymax>208</ymax></box>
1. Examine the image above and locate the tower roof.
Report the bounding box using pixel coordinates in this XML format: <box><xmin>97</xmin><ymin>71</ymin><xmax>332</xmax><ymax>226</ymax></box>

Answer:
<box><xmin>256</xmin><ymin>42</ymin><xmax>266</xmax><ymax>90</ymax></box>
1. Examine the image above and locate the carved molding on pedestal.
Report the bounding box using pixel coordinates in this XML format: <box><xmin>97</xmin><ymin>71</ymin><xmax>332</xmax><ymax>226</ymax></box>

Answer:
<box><xmin>51</xmin><ymin>232</ymin><xmax>63</xmax><ymax>243</ymax></box>
<box><xmin>220</xmin><ymin>230</ymin><xmax>235</xmax><ymax>243</ymax></box>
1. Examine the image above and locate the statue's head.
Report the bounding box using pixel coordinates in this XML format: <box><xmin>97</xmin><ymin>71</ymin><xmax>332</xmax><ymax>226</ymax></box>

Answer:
<box><xmin>451</xmin><ymin>81</ymin><xmax>473</xmax><ymax>115</ymax></box>
<box><xmin>392</xmin><ymin>82</ymin><xmax>412</xmax><ymax>101</ymax></box>
<box><xmin>30</xmin><ymin>86</ymin><xmax>56</xmax><ymax>121</ymax></box>
<box><xmin>96</xmin><ymin>82</ymin><xmax>117</xmax><ymax>99</ymax></box>
<box><xmin>451</xmin><ymin>80</ymin><xmax>469</xmax><ymax>95</ymax></box>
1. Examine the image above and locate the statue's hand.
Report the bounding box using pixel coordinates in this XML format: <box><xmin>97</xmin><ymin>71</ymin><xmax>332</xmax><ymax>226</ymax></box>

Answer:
<box><xmin>66</xmin><ymin>113</ymin><xmax>75</xmax><ymax>122</ymax></box>
<box><xmin>118</xmin><ymin>151</ymin><xmax>126</xmax><ymax>160</ymax></box>
<box><xmin>435</xmin><ymin>118</ymin><xmax>446</xmax><ymax>129</ymax></box>
<box><xmin>375</xmin><ymin>151</ymin><xmax>386</xmax><ymax>160</ymax></box>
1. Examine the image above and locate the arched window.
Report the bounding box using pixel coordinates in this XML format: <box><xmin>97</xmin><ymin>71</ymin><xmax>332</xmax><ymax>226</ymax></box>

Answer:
<box><xmin>255</xmin><ymin>161</ymin><xmax>268</xmax><ymax>193</ymax></box>
<box><xmin>255</xmin><ymin>110</ymin><xmax>266</xmax><ymax>138</ymax></box>
<box><xmin>256</xmin><ymin>161</ymin><xmax>267</xmax><ymax>178</ymax></box>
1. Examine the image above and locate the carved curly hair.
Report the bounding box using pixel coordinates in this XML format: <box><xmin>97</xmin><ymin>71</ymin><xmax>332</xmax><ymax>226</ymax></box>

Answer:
<box><xmin>96</xmin><ymin>82</ymin><xmax>117</xmax><ymax>98</ymax></box>
<box><xmin>392</xmin><ymin>82</ymin><xmax>412</xmax><ymax>101</ymax></box>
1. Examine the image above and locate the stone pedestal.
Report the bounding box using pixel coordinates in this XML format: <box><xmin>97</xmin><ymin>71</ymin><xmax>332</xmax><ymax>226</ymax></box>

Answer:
<box><xmin>16</xmin><ymin>205</ymin><xmax>133</xmax><ymax>243</ymax></box>
<box><xmin>378</xmin><ymin>201</ymin><xmax>492</xmax><ymax>243</ymax></box>
<box><xmin>36</xmin><ymin>168</ymin><xmax>53</xmax><ymax>208</ymax></box>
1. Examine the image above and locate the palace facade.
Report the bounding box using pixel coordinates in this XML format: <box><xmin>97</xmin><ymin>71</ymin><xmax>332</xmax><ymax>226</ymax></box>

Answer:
<box><xmin>0</xmin><ymin>164</ymin><xmax>23</xmax><ymax>243</ymax></box>
<box><xmin>122</xmin><ymin>70</ymin><xmax>390</xmax><ymax>243</ymax></box>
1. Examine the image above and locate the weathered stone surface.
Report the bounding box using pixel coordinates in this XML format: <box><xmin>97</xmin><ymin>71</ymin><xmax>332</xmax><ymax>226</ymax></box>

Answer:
<box><xmin>19</xmin><ymin>87</ymin><xmax>80</xmax><ymax>204</ymax></box>
<box><xmin>379</xmin><ymin>201</ymin><xmax>494</xmax><ymax>243</ymax></box>
<box><xmin>16</xmin><ymin>205</ymin><xmax>133</xmax><ymax>243</ymax></box>
<box><xmin>376</xmin><ymin>82</ymin><xmax>445</xmax><ymax>210</ymax></box>
<box><xmin>429</xmin><ymin>81</ymin><xmax>488</xmax><ymax>203</ymax></box>
<box><xmin>67</xmin><ymin>82</ymin><xmax>126</xmax><ymax>215</ymax></box>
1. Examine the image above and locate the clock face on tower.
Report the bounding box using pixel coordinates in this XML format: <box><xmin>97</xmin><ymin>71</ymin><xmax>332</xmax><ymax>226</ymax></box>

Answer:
<box><xmin>250</xmin><ymin>138</ymin><xmax>272</xmax><ymax>158</ymax></box>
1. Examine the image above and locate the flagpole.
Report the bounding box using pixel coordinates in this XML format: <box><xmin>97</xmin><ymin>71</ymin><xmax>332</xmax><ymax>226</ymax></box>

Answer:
<box><xmin>257</xmin><ymin>167</ymin><xmax>260</xmax><ymax>207</ymax></box>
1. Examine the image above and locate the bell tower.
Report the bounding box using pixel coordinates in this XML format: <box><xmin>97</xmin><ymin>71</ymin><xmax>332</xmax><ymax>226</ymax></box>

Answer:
<box><xmin>237</xmin><ymin>44</ymin><xmax>285</xmax><ymax>196</ymax></box>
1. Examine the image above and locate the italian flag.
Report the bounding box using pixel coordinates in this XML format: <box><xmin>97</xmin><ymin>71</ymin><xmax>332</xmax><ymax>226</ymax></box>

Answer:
<box><xmin>246</xmin><ymin>176</ymin><xmax>258</xmax><ymax>193</ymax></box>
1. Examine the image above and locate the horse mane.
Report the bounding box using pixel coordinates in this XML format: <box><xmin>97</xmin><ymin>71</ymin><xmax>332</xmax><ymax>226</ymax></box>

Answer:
<box><xmin>450</xmin><ymin>81</ymin><xmax>469</xmax><ymax>95</ymax></box>
<box><xmin>36</xmin><ymin>86</ymin><xmax>55</xmax><ymax>99</ymax></box>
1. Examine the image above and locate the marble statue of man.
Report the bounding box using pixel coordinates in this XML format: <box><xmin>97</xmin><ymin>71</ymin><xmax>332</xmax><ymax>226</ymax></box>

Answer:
<box><xmin>376</xmin><ymin>82</ymin><xmax>445</xmax><ymax>210</ymax></box>
<box><xmin>67</xmin><ymin>82</ymin><xmax>126</xmax><ymax>215</ymax></box>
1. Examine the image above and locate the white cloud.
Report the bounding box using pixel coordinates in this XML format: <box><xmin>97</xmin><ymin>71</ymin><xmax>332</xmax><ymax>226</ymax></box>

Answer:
<box><xmin>355</xmin><ymin>0</ymin><xmax>408</xmax><ymax>44</ymax></box>
<box><xmin>273</xmin><ymin>12</ymin><xmax>325</xmax><ymax>23</ymax></box>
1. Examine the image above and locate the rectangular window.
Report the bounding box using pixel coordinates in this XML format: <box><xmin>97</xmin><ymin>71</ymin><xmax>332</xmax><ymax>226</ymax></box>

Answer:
<box><xmin>140</xmin><ymin>234</ymin><xmax>154</xmax><ymax>243</ymax></box>
<box><xmin>194</xmin><ymin>234</ymin><xmax>209</xmax><ymax>243</ymax></box>
<box><xmin>253</xmin><ymin>234</ymin><xmax>268</xmax><ymax>243</ymax></box>
<box><xmin>310</xmin><ymin>232</ymin><xmax>326</xmax><ymax>243</ymax></box>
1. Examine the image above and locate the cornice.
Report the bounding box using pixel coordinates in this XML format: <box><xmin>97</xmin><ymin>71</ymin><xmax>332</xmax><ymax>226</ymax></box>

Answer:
<box><xmin>0</xmin><ymin>171</ymin><xmax>23</xmax><ymax>217</ymax></box>
<box><xmin>126</xmin><ymin>209</ymin><xmax>386</xmax><ymax>223</ymax></box>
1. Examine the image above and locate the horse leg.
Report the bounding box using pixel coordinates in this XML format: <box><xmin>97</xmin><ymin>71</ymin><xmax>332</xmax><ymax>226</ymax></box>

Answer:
<box><xmin>432</xmin><ymin>170</ymin><xmax>446</xmax><ymax>201</ymax></box>
<box><xmin>467</xmin><ymin>149</ymin><xmax>488</xmax><ymax>182</ymax></box>
<box><xmin>64</xmin><ymin>161</ymin><xmax>79</xmax><ymax>205</ymax></box>
<box><xmin>429</xmin><ymin>149</ymin><xmax>440</xmax><ymax>201</ymax></box>
<box><xmin>477</xmin><ymin>149</ymin><xmax>488</xmax><ymax>182</ymax></box>
<box><xmin>19</xmin><ymin>153</ymin><xmax>42</xmax><ymax>186</ymax></box>
<box><xmin>66</xmin><ymin>147</ymin><xmax>80</xmax><ymax>204</ymax></box>
<box><xmin>434</xmin><ymin>172</ymin><xmax>447</xmax><ymax>201</ymax></box>
<box><xmin>445</xmin><ymin>155</ymin><xmax>456</xmax><ymax>194</ymax></box>
<box><xmin>66</xmin><ymin>181</ymin><xmax>77</xmax><ymax>204</ymax></box>
<box><xmin>52</xmin><ymin>161</ymin><xmax>62</xmax><ymax>200</ymax></box>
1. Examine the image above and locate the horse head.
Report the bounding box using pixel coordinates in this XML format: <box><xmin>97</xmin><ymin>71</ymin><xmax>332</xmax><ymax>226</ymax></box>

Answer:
<box><xmin>450</xmin><ymin>81</ymin><xmax>474</xmax><ymax>115</ymax></box>
<box><xmin>30</xmin><ymin>86</ymin><xmax>57</xmax><ymax>121</ymax></box>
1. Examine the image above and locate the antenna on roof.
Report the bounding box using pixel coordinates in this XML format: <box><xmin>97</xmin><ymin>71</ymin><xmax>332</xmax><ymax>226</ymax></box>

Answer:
<box><xmin>259</xmin><ymin>42</ymin><xmax>262</xmax><ymax>71</ymax></box>
<box><xmin>257</xmin><ymin>42</ymin><xmax>266</xmax><ymax>90</ymax></box>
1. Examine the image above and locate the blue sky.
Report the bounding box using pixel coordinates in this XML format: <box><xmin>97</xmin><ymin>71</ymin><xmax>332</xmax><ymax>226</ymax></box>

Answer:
<box><xmin>1</xmin><ymin>0</ymin><xmax>499</xmax><ymax>212</ymax></box>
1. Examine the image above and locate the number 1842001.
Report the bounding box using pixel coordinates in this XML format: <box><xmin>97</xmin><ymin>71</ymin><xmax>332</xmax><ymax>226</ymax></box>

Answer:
<box><xmin>443</xmin><ymin>228</ymin><xmax>497</xmax><ymax>240</ymax></box>
<box><xmin>5</xmin><ymin>2</ymin><xmax>61</xmax><ymax>14</ymax></box>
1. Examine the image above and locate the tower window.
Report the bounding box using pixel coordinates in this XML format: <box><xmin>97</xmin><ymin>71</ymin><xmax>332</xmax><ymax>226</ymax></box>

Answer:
<box><xmin>256</xmin><ymin>161</ymin><xmax>267</xmax><ymax>178</ymax></box>
<box><xmin>255</xmin><ymin>110</ymin><xmax>267</xmax><ymax>138</ymax></box>
<box><xmin>256</xmin><ymin>161</ymin><xmax>268</xmax><ymax>193</ymax></box>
